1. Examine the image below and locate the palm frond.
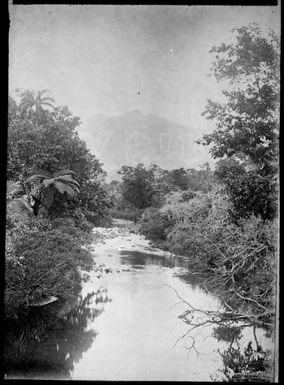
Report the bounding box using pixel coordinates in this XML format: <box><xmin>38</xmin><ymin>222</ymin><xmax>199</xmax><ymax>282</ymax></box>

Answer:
<box><xmin>41</xmin><ymin>102</ymin><xmax>56</xmax><ymax>110</ymax></box>
<box><xmin>41</xmin><ymin>97</ymin><xmax>56</xmax><ymax>103</ymax></box>
<box><xmin>38</xmin><ymin>90</ymin><xmax>50</xmax><ymax>97</ymax></box>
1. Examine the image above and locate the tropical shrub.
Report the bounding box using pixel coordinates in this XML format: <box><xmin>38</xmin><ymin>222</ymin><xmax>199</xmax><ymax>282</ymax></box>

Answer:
<box><xmin>164</xmin><ymin>192</ymin><xmax>277</xmax><ymax>320</ymax></box>
<box><xmin>79</xmin><ymin>179</ymin><xmax>114</xmax><ymax>223</ymax></box>
<box><xmin>139</xmin><ymin>189</ymin><xmax>200</xmax><ymax>242</ymax></box>
<box><xmin>161</xmin><ymin>191</ymin><xmax>212</xmax><ymax>227</ymax></box>
<box><xmin>111</xmin><ymin>206</ymin><xmax>143</xmax><ymax>222</ymax></box>
<box><xmin>139</xmin><ymin>207</ymin><xmax>170</xmax><ymax>241</ymax></box>
<box><xmin>24</xmin><ymin>170</ymin><xmax>80</xmax><ymax>217</ymax></box>
<box><xmin>6</xmin><ymin>91</ymin><xmax>112</xmax><ymax>320</ymax></box>
<box><xmin>168</xmin><ymin>167</ymin><xmax>215</xmax><ymax>193</ymax></box>
<box><xmin>5</xmin><ymin>213</ymin><xmax>93</xmax><ymax>319</ymax></box>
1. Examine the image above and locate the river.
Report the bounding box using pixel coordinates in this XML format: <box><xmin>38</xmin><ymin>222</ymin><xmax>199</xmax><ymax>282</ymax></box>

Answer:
<box><xmin>4</xmin><ymin>219</ymin><xmax>274</xmax><ymax>381</ymax></box>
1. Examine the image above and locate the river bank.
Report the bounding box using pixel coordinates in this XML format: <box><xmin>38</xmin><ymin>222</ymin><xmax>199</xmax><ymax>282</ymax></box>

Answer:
<box><xmin>4</xmin><ymin>219</ymin><xmax>274</xmax><ymax>381</ymax></box>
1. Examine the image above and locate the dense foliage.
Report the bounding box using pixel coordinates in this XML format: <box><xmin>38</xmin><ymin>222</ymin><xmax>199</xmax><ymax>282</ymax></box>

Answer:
<box><xmin>138</xmin><ymin>24</ymin><xmax>279</xmax><ymax>327</ymax></box>
<box><xmin>199</xmin><ymin>24</ymin><xmax>279</xmax><ymax>221</ymax></box>
<box><xmin>5</xmin><ymin>212</ymin><xmax>93</xmax><ymax>319</ymax></box>
<box><xmin>112</xmin><ymin>163</ymin><xmax>215</xmax><ymax>221</ymax></box>
<box><xmin>6</xmin><ymin>90</ymin><xmax>112</xmax><ymax>318</ymax></box>
<box><xmin>5</xmin><ymin>22</ymin><xmax>279</xmax><ymax>381</ymax></box>
<box><xmin>118</xmin><ymin>164</ymin><xmax>161</xmax><ymax>209</ymax></box>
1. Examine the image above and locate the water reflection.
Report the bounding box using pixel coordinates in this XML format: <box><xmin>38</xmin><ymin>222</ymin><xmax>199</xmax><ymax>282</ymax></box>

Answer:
<box><xmin>5</xmin><ymin>222</ymin><xmax>275</xmax><ymax>381</ymax></box>
<box><xmin>119</xmin><ymin>249</ymin><xmax>188</xmax><ymax>268</ymax></box>
<box><xmin>212</xmin><ymin>324</ymin><xmax>273</xmax><ymax>382</ymax></box>
<box><xmin>4</xmin><ymin>288</ymin><xmax>111</xmax><ymax>379</ymax></box>
<box><xmin>173</xmin><ymin>283</ymin><xmax>274</xmax><ymax>382</ymax></box>
<box><xmin>173</xmin><ymin>271</ymin><xmax>202</xmax><ymax>289</ymax></box>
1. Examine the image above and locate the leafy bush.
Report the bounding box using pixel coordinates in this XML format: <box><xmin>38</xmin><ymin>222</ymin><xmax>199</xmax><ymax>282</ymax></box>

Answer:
<box><xmin>6</xmin><ymin>92</ymin><xmax>109</xmax><ymax>320</ymax></box>
<box><xmin>215</xmin><ymin>160</ymin><xmax>278</xmax><ymax>221</ymax></box>
<box><xmin>163</xmin><ymin>192</ymin><xmax>277</xmax><ymax>319</ymax></box>
<box><xmin>161</xmin><ymin>191</ymin><xmax>212</xmax><ymax>228</ymax></box>
<box><xmin>200</xmin><ymin>25</ymin><xmax>279</xmax><ymax>222</ymax></box>
<box><xmin>83</xmin><ymin>209</ymin><xmax>112</xmax><ymax>227</ymax></box>
<box><xmin>5</xmin><ymin>213</ymin><xmax>93</xmax><ymax>319</ymax></box>
<box><xmin>139</xmin><ymin>207</ymin><xmax>170</xmax><ymax>241</ymax></box>
<box><xmin>139</xmin><ymin>189</ymin><xmax>277</xmax><ymax>320</ymax></box>
<box><xmin>110</xmin><ymin>206</ymin><xmax>143</xmax><ymax>222</ymax></box>
<box><xmin>139</xmin><ymin>190</ymin><xmax>211</xmax><ymax>245</ymax></box>
<box><xmin>50</xmin><ymin>215</ymin><xmax>93</xmax><ymax>242</ymax></box>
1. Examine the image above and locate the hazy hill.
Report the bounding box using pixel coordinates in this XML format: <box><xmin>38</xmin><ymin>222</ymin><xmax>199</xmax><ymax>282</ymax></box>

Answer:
<box><xmin>80</xmin><ymin>110</ymin><xmax>210</xmax><ymax>180</ymax></box>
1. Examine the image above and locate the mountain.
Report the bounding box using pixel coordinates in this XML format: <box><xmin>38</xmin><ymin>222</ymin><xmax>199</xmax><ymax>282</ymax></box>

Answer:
<box><xmin>80</xmin><ymin>110</ymin><xmax>211</xmax><ymax>180</ymax></box>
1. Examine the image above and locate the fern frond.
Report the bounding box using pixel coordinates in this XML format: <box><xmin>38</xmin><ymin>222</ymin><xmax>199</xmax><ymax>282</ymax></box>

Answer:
<box><xmin>30</xmin><ymin>168</ymin><xmax>51</xmax><ymax>177</ymax></box>
<box><xmin>65</xmin><ymin>183</ymin><xmax>80</xmax><ymax>193</ymax></box>
<box><xmin>64</xmin><ymin>185</ymin><xmax>77</xmax><ymax>198</ymax></box>
<box><xmin>54</xmin><ymin>181</ymin><xmax>77</xmax><ymax>198</ymax></box>
<box><xmin>42</xmin><ymin>178</ymin><xmax>56</xmax><ymax>188</ymax></box>
<box><xmin>44</xmin><ymin>187</ymin><xmax>55</xmax><ymax>209</ymax></box>
<box><xmin>41</xmin><ymin>102</ymin><xmax>56</xmax><ymax>109</ymax></box>
<box><xmin>26</xmin><ymin>175</ymin><xmax>49</xmax><ymax>183</ymax></box>
<box><xmin>53</xmin><ymin>181</ymin><xmax>66</xmax><ymax>195</ymax></box>
<box><xmin>57</xmin><ymin>175</ymin><xmax>80</xmax><ymax>186</ymax></box>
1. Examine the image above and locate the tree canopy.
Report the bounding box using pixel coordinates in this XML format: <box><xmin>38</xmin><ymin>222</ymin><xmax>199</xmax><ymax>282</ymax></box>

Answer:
<box><xmin>7</xmin><ymin>91</ymin><xmax>109</xmax><ymax>221</ymax></box>
<box><xmin>199</xmin><ymin>24</ymin><xmax>279</xmax><ymax>220</ymax></box>
<box><xmin>201</xmin><ymin>24</ymin><xmax>279</xmax><ymax>169</ymax></box>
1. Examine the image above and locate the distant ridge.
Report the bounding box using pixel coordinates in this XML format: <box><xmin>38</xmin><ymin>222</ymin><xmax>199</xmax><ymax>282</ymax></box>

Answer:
<box><xmin>81</xmin><ymin>110</ymin><xmax>210</xmax><ymax>180</ymax></box>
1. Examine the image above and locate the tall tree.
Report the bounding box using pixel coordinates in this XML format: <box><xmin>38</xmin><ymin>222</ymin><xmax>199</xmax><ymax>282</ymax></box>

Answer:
<box><xmin>17</xmin><ymin>89</ymin><xmax>56</xmax><ymax>126</ymax></box>
<box><xmin>199</xmin><ymin>24</ymin><xmax>279</xmax><ymax>220</ymax></box>
<box><xmin>118</xmin><ymin>164</ymin><xmax>156</xmax><ymax>210</ymax></box>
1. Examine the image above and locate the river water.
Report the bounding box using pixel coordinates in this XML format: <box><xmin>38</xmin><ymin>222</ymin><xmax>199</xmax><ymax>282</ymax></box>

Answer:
<box><xmin>4</xmin><ymin>219</ymin><xmax>274</xmax><ymax>381</ymax></box>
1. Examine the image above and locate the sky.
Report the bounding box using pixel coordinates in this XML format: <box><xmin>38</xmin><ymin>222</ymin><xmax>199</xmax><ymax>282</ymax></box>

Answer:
<box><xmin>9</xmin><ymin>4</ymin><xmax>280</xmax><ymax>143</ymax></box>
